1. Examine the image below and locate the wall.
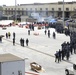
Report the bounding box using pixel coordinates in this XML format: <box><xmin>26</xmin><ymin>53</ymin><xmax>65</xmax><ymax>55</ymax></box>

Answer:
<box><xmin>1</xmin><ymin>60</ymin><xmax>25</xmax><ymax>75</ymax></box>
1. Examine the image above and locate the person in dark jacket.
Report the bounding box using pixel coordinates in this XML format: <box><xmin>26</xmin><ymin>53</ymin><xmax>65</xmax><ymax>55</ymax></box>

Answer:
<box><xmin>28</xmin><ymin>30</ymin><xmax>30</xmax><ymax>35</ymax></box>
<box><xmin>0</xmin><ymin>36</ymin><xmax>2</xmax><ymax>42</ymax></box>
<box><xmin>26</xmin><ymin>38</ymin><xmax>29</xmax><ymax>46</ymax></box>
<box><xmin>6</xmin><ymin>32</ymin><xmax>8</xmax><ymax>38</ymax></box>
<box><xmin>20</xmin><ymin>38</ymin><xmax>22</xmax><ymax>46</ymax></box>
<box><xmin>55</xmin><ymin>51</ymin><xmax>59</xmax><ymax>63</ymax></box>
<box><xmin>22</xmin><ymin>38</ymin><xmax>24</xmax><ymax>47</ymax></box>
<box><xmin>53</xmin><ymin>32</ymin><xmax>56</xmax><ymax>39</ymax></box>
<box><xmin>48</xmin><ymin>30</ymin><xmax>50</xmax><ymax>38</ymax></box>
<box><xmin>44</xmin><ymin>29</ymin><xmax>47</xmax><ymax>35</ymax></box>
<box><xmin>58</xmin><ymin>49</ymin><xmax>62</xmax><ymax>62</ymax></box>
<box><xmin>13</xmin><ymin>32</ymin><xmax>15</xmax><ymax>39</ymax></box>
<box><xmin>66</xmin><ymin>50</ymin><xmax>70</xmax><ymax>60</ymax></box>
<box><xmin>13</xmin><ymin>38</ymin><xmax>15</xmax><ymax>45</ymax></box>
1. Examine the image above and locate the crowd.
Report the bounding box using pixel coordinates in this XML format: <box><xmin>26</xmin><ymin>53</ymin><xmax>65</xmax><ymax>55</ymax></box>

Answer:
<box><xmin>55</xmin><ymin>31</ymin><xmax>76</xmax><ymax>63</ymax></box>
<box><xmin>2</xmin><ymin>22</ymin><xmax>76</xmax><ymax>64</ymax></box>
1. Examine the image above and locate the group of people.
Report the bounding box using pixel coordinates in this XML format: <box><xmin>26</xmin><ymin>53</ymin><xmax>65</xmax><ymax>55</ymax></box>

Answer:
<box><xmin>20</xmin><ymin>38</ymin><xmax>29</xmax><ymax>47</ymax></box>
<box><xmin>44</xmin><ymin>29</ymin><xmax>56</xmax><ymax>39</ymax></box>
<box><xmin>55</xmin><ymin>31</ymin><xmax>76</xmax><ymax>63</ymax></box>
<box><xmin>5</xmin><ymin>31</ymin><xmax>29</xmax><ymax>46</ymax></box>
<box><xmin>55</xmin><ymin>41</ymin><xmax>70</xmax><ymax>63</ymax></box>
<box><xmin>6</xmin><ymin>32</ymin><xmax>15</xmax><ymax>45</ymax></box>
<box><xmin>6</xmin><ymin>32</ymin><xmax>11</xmax><ymax>39</ymax></box>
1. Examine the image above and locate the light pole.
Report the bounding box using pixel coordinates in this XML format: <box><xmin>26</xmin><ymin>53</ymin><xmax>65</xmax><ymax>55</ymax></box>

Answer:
<box><xmin>63</xmin><ymin>0</ymin><xmax>64</xmax><ymax>28</ymax></box>
<box><xmin>15</xmin><ymin>0</ymin><xmax>17</xmax><ymax>21</ymax></box>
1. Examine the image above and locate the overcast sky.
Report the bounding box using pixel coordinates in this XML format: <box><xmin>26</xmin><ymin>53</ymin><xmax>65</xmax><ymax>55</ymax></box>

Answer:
<box><xmin>0</xmin><ymin>0</ymin><xmax>76</xmax><ymax>6</ymax></box>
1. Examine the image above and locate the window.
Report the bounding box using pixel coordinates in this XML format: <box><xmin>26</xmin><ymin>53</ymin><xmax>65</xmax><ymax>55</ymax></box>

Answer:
<box><xmin>18</xmin><ymin>8</ymin><xmax>20</xmax><ymax>10</ymax></box>
<box><xmin>8</xmin><ymin>8</ymin><xmax>10</xmax><ymax>10</ymax></box>
<box><xmin>66</xmin><ymin>8</ymin><xmax>69</xmax><ymax>11</ymax></box>
<box><xmin>52</xmin><ymin>8</ymin><xmax>54</xmax><ymax>11</ymax></box>
<box><xmin>11</xmin><ymin>8</ymin><xmax>13</xmax><ymax>10</ymax></box>
<box><xmin>58</xmin><ymin>8</ymin><xmax>61</xmax><ymax>11</ymax></box>
<box><xmin>46</xmin><ymin>8</ymin><xmax>48</xmax><ymax>11</ymax></box>
<box><xmin>40</xmin><ymin>8</ymin><xmax>42</xmax><ymax>11</ymax></box>
<box><xmin>5</xmin><ymin>8</ymin><xmax>7</xmax><ymax>10</ymax></box>
<box><xmin>35</xmin><ymin>8</ymin><xmax>37</xmax><ymax>11</ymax></box>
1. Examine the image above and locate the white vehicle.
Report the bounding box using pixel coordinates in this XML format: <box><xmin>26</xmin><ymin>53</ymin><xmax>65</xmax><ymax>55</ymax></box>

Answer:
<box><xmin>65</xmin><ymin>64</ymin><xmax>76</xmax><ymax>75</ymax></box>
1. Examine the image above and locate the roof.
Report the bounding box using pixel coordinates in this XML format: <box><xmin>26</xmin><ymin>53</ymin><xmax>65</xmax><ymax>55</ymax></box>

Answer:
<box><xmin>0</xmin><ymin>53</ymin><xmax>23</xmax><ymax>62</ymax></box>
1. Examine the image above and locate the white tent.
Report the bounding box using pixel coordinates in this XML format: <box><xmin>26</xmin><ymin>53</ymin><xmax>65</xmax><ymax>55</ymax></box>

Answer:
<box><xmin>18</xmin><ymin>22</ymin><xmax>31</xmax><ymax>26</ymax></box>
<box><xmin>0</xmin><ymin>20</ymin><xmax>14</xmax><ymax>26</ymax></box>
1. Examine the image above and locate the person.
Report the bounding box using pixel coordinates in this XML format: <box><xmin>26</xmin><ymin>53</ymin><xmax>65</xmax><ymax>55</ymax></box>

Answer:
<box><xmin>73</xmin><ymin>43</ymin><xmax>76</xmax><ymax>54</ymax></box>
<box><xmin>58</xmin><ymin>49</ymin><xmax>62</xmax><ymax>62</ymax></box>
<box><xmin>6</xmin><ymin>32</ymin><xmax>8</xmax><ymax>38</ymax></box>
<box><xmin>13</xmin><ymin>38</ymin><xmax>15</xmax><ymax>45</ymax></box>
<box><xmin>0</xmin><ymin>36</ymin><xmax>2</xmax><ymax>42</ymax></box>
<box><xmin>53</xmin><ymin>32</ymin><xmax>56</xmax><ymax>39</ymax></box>
<box><xmin>66</xmin><ymin>50</ymin><xmax>70</xmax><ymax>60</ymax></box>
<box><xmin>20</xmin><ymin>38</ymin><xmax>22</xmax><ymax>46</ymax></box>
<box><xmin>44</xmin><ymin>29</ymin><xmax>47</xmax><ymax>35</ymax></box>
<box><xmin>8</xmin><ymin>32</ymin><xmax>11</xmax><ymax>39</ymax></box>
<box><xmin>26</xmin><ymin>38</ymin><xmax>29</xmax><ymax>46</ymax></box>
<box><xmin>48</xmin><ymin>30</ymin><xmax>50</xmax><ymax>38</ymax></box>
<box><xmin>28</xmin><ymin>30</ymin><xmax>30</xmax><ymax>35</ymax></box>
<box><xmin>55</xmin><ymin>51</ymin><xmax>59</xmax><ymax>63</ymax></box>
<box><xmin>13</xmin><ymin>32</ymin><xmax>15</xmax><ymax>39</ymax></box>
<box><xmin>22</xmin><ymin>38</ymin><xmax>24</xmax><ymax>47</ymax></box>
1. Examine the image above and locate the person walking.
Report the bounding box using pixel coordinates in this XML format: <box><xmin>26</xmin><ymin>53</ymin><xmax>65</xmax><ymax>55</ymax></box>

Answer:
<box><xmin>53</xmin><ymin>32</ymin><xmax>56</xmax><ymax>39</ymax></box>
<box><xmin>55</xmin><ymin>51</ymin><xmax>59</xmax><ymax>63</ymax></box>
<box><xmin>28</xmin><ymin>30</ymin><xmax>30</xmax><ymax>35</ymax></box>
<box><xmin>8</xmin><ymin>32</ymin><xmax>11</xmax><ymax>39</ymax></box>
<box><xmin>13</xmin><ymin>32</ymin><xmax>15</xmax><ymax>39</ymax></box>
<box><xmin>58</xmin><ymin>49</ymin><xmax>62</xmax><ymax>62</ymax></box>
<box><xmin>13</xmin><ymin>38</ymin><xmax>15</xmax><ymax>45</ymax></box>
<box><xmin>6</xmin><ymin>32</ymin><xmax>8</xmax><ymax>39</ymax></box>
<box><xmin>20</xmin><ymin>38</ymin><xmax>22</xmax><ymax>46</ymax></box>
<box><xmin>48</xmin><ymin>30</ymin><xmax>50</xmax><ymax>38</ymax></box>
<box><xmin>0</xmin><ymin>36</ymin><xmax>2</xmax><ymax>42</ymax></box>
<box><xmin>22</xmin><ymin>38</ymin><xmax>24</xmax><ymax>47</ymax></box>
<box><xmin>26</xmin><ymin>38</ymin><xmax>29</xmax><ymax>46</ymax></box>
<box><xmin>44</xmin><ymin>29</ymin><xmax>47</xmax><ymax>35</ymax></box>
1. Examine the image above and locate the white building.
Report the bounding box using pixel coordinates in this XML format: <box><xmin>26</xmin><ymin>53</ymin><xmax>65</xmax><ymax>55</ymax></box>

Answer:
<box><xmin>0</xmin><ymin>53</ymin><xmax>25</xmax><ymax>75</ymax></box>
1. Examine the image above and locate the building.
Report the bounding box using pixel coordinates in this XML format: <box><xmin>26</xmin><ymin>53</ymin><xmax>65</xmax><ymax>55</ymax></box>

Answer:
<box><xmin>2</xmin><ymin>1</ymin><xmax>76</xmax><ymax>21</ymax></box>
<box><xmin>0</xmin><ymin>6</ymin><xmax>3</xmax><ymax>20</ymax></box>
<box><xmin>0</xmin><ymin>53</ymin><xmax>25</xmax><ymax>75</ymax></box>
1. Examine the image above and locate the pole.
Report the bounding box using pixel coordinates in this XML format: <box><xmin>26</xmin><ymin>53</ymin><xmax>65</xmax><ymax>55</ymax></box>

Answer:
<box><xmin>15</xmin><ymin>0</ymin><xmax>17</xmax><ymax>21</ymax></box>
<box><xmin>63</xmin><ymin>0</ymin><xmax>64</xmax><ymax>28</ymax></box>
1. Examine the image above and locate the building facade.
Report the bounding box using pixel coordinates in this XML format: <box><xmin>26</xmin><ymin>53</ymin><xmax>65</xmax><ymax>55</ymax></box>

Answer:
<box><xmin>2</xmin><ymin>1</ymin><xmax>76</xmax><ymax>21</ymax></box>
<box><xmin>0</xmin><ymin>6</ymin><xmax>3</xmax><ymax>20</ymax></box>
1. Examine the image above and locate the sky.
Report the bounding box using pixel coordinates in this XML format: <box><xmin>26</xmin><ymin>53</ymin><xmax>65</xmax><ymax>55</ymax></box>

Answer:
<box><xmin>0</xmin><ymin>0</ymin><xmax>76</xmax><ymax>6</ymax></box>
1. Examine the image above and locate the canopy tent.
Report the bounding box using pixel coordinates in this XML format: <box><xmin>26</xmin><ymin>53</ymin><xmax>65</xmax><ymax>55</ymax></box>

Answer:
<box><xmin>18</xmin><ymin>22</ymin><xmax>31</xmax><ymax>26</ymax></box>
<box><xmin>49</xmin><ymin>19</ymin><xmax>57</xmax><ymax>24</ymax></box>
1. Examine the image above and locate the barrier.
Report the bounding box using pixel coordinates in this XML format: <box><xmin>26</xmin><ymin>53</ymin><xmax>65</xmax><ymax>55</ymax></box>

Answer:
<box><xmin>25</xmin><ymin>72</ymin><xmax>39</xmax><ymax>75</ymax></box>
<box><xmin>33</xmin><ymin>33</ymin><xmax>39</xmax><ymax>36</ymax></box>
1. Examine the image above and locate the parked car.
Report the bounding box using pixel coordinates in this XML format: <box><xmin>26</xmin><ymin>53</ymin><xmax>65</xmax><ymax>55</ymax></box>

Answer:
<box><xmin>65</xmin><ymin>64</ymin><xmax>76</xmax><ymax>75</ymax></box>
<box><xmin>30</xmin><ymin>62</ymin><xmax>44</xmax><ymax>73</ymax></box>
